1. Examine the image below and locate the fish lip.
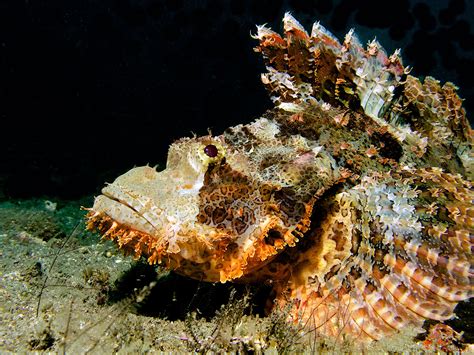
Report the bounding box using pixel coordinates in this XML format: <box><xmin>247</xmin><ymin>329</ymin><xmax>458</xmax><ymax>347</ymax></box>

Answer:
<box><xmin>96</xmin><ymin>188</ymin><xmax>160</xmax><ymax>235</ymax></box>
<box><xmin>101</xmin><ymin>190</ymin><xmax>141</xmax><ymax>216</ymax></box>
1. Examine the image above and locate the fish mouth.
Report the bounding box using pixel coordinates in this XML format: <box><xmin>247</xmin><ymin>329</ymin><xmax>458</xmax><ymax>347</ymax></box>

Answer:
<box><xmin>85</xmin><ymin>166</ymin><xmax>204</xmax><ymax>266</ymax></box>
<box><xmin>86</xmin><ymin>186</ymin><xmax>172</xmax><ymax>266</ymax></box>
<box><xmin>91</xmin><ymin>186</ymin><xmax>160</xmax><ymax>238</ymax></box>
<box><xmin>90</xmin><ymin>164</ymin><xmax>175</xmax><ymax>238</ymax></box>
<box><xmin>101</xmin><ymin>190</ymin><xmax>142</xmax><ymax>217</ymax></box>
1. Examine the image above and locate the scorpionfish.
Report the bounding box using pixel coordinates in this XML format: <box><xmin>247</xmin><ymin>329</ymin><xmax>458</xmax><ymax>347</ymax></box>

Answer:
<box><xmin>87</xmin><ymin>14</ymin><xmax>473</xmax><ymax>341</ymax></box>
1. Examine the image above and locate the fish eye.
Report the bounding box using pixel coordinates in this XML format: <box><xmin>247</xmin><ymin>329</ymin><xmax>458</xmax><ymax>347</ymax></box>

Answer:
<box><xmin>204</xmin><ymin>144</ymin><xmax>218</xmax><ymax>158</ymax></box>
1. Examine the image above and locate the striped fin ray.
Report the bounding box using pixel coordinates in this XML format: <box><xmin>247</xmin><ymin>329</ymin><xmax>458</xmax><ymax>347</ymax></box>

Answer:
<box><xmin>392</xmin><ymin>236</ymin><xmax>473</xmax><ymax>299</ymax></box>
<box><xmin>253</xmin><ymin>13</ymin><xmax>406</xmax><ymax>118</ymax></box>
<box><xmin>278</xmin><ymin>167</ymin><xmax>473</xmax><ymax>340</ymax></box>
<box><xmin>253</xmin><ymin>13</ymin><xmax>472</xmax><ymax>174</ymax></box>
<box><xmin>352</xmin><ymin>168</ymin><xmax>473</xmax><ymax>315</ymax></box>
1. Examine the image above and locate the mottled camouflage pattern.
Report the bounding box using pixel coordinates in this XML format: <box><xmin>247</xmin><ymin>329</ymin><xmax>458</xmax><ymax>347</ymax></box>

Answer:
<box><xmin>87</xmin><ymin>14</ymin><xmax>473</xmax><ymax>341</ymax></box>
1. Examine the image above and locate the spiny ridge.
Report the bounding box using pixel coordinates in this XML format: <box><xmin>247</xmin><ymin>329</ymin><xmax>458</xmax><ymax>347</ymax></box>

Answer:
<box><xmin>254</xmin><ymin>13</ymin><xmax>472</xmax><ymax>176</ymax></box>
<box><xmin>253</xmin><ymin>13</ymin><xmax>406</xmax><ymax>118</ymax></box>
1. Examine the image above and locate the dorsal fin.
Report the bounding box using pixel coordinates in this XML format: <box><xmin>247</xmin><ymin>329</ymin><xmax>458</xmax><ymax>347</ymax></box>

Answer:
<box><xmin>253</xmin><ymin>13</ymin><xmax>472</xmax><ymax>177</ymax></box>
<box><xmin>253</xmin><ymin>13</ymin><xmax>406</xmax><ymax>118</ymax></box>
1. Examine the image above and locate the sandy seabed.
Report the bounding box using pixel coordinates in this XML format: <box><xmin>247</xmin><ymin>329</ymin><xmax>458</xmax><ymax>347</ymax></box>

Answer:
<box><xmin>0</xmin><ymin>198</ymin><xmax>470</xmax><ymax>354</ymax></box>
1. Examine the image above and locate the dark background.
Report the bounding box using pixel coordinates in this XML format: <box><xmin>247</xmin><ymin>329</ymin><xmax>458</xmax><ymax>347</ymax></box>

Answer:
<box><xmin>2</xmin><ymin>0</ymin><xmax>473</xmax><ymax>199</ymax></box>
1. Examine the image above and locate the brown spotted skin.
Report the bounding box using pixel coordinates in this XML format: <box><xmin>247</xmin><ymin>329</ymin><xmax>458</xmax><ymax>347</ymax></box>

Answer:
<box><xmin>87</xmin><ymin>14</ymin><xmax>473</xmax><ymax>342</ymax></box>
